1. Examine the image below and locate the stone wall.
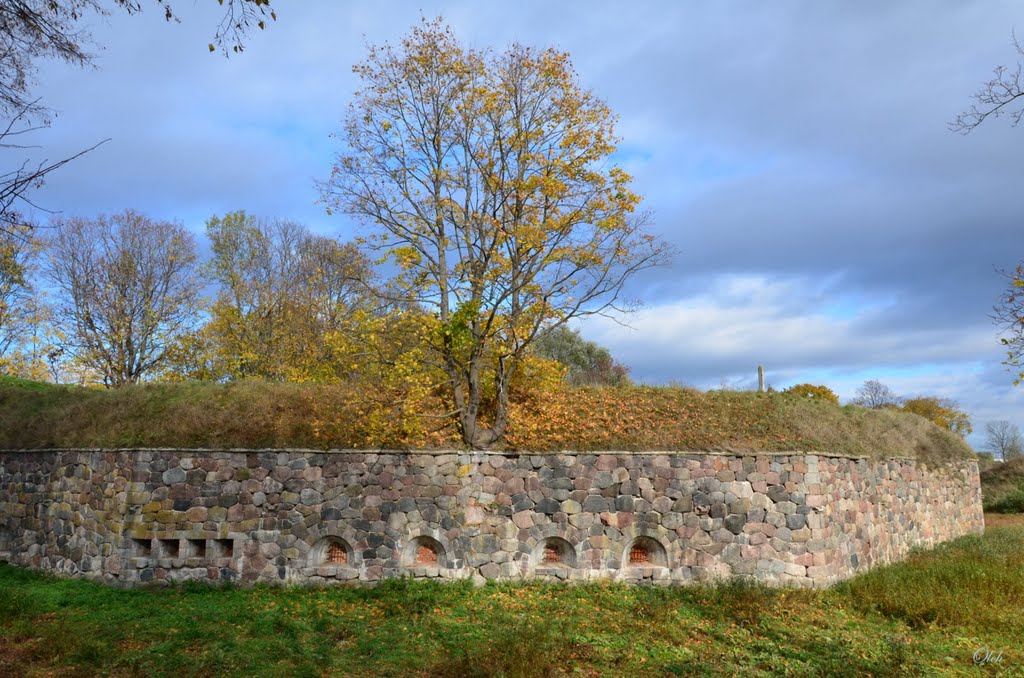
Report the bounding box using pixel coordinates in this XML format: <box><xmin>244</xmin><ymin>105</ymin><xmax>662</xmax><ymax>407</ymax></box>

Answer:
<box><xmin>0</xmin><ymin>449</ymin><xmax>983</xmax><ymax>588</ymax></box>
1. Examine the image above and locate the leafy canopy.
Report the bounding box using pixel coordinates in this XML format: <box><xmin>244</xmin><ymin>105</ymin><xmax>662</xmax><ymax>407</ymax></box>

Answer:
<box><xmin>899</xmin><ymin>397</ymin><xmax>973</xmax><ymax>438</ymax></box>
<box><xmin>320</xmin><ymin>18</ymin><xmax>668</xmax><ymax>448</ymax></box>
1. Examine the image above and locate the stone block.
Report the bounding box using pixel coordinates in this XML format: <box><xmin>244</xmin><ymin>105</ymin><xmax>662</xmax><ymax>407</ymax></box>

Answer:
<box><xmin>162</xmin><ymin>468</ymin><xmax>186</xmax><ymax>484</ymax></box>
<box><xmin>791</xmin><ymin>527</ymin><xmax>811</xmax><ymax>543</ymax></box>
<box><xmin>561</xmin><ymin>500</ymin><xmax>582</xmax><ymax>515</ymax></box>
<box><xmin>786</xmin><ymin>514</ymin><xmax>807</xmax><ymax>530</ymax></box>
<box><xmin>723</xmin><ymin>514</ymin><xmax>746</xmax><ymax>535</ymax></box>
<box><xmin>775</xmin><ymin>501</ymin><xmax>797</xmax><ymax>515</ymax></box>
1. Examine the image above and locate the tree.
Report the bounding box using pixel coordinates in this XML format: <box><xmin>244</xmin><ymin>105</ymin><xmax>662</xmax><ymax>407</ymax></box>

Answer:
<box><xmin>781</xmin><ymin>383</ymin><xmax>839</xmax><ymax>404</ymax></box>
<box><xmin>45</xmin><ymin>210</ymin><xmax>201</xmax><ymax>386</ymax></box>
<box><xmin>202</xmin><ymin>211</ymin><xmax>374</xmax><ymax>382</ymax></box>
<box><xmin>899</xmin><ymin>396</ymin><xmax>973</xmax><ymax>438</ymax></box>
<box><xmin>0</xmin><ymin>220</ymin><xmax>38</xmax><ymax>360</ymax></box>
<box><xmin>532</xmin><ymin>325</ymin><xmax>629</xmax><ymax>387</ymax></box>
<box><xmin>320</xmin><ymin>19</ymin><xmax>669</xmax><ymax>448</ymax></box>
<box><xmin>951</xmin><ymin>34</ymin><xmax>1024</xmax><ymax>133</ymax></box>
<box><xmin>984</xmin><ymin>420</ymin><xmax>1024</xmax><ymax>460</ymax></box>
<box><xmin>994</xmin><ymin>263</ymin><xmax>1024</xmax><ymax>384</ymax></box>
<box><xmin>851</xmin><ymin>379</ymin><xmax>900</xmax><ymax>409</ymax></box>
<box><xmin>953</xmin><ymin>39</ymin><xmax>1024</xmax><ymax>385</ymax></box>
<box><xmin>0</xmin><ymin>217</ymin><xmax>61</xmax><ymax>381</ymax></box>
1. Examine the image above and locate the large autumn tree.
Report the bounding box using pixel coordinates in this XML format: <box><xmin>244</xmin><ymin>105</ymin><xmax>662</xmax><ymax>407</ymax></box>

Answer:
<box><xmin>0</xmin><ymin>221</ymin><xmax>39</xmax><ymax>365</ymax></box>
<box><xmin>995</xmin><ymin>263</ymin><xmax>1024</xmax><ymax>385</ymax></box>
<box><xmin>320</xmin><ymin>19</ymin><xmax>669</xmax><ymax>448</ymax></box>
<box><xmin>899</xmin><ymin>396</ymin><xmax>973</xmax><ymax>438</ymax></box>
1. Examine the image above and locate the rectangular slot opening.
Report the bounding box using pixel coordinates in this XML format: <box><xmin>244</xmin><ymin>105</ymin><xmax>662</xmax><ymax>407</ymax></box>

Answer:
<box><xmin>159</xmin><ymin>538</ymin><xmax>179</xmax><ymax>558</ymax></box>
<box><xmin>187</xmin><ymin>539</ymin><xmax>207</xmax><ymax>558</ymax></box>
<box><xmin>212</xmin><ymin>539</ymin><xmax>234</xmax><ymax>559</ymax></box>
<box><xmin>131</xmin><ymin>538</ymin><xmax>152</xmax><ymax>557</ymax></box>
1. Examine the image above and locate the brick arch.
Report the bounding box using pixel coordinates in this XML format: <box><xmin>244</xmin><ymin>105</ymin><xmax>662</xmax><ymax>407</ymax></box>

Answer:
<box><xmin>308</xmin><ymin>536</ymin><xmax>355</xmax><ymax>567</ymax></box>
<box><xmin>623</xmin><ymin>536</ymin><xmax>669</xmax><ymax>568</ymax></box>
<box><xmin>532</xmin><ymin>536</ymin><xmax>577</xmax><ymax>568</ymax></box>
<box><xmin>615</xmin><ymin>526</ymin><xmax>674</xmax><ymax>570</ymax></box>
<box><xmin>517</xmin><ymin>525</ymin><xmax>584</xmax><ymax>576</ymax></box>
<box><xmin>301</xmin><ymin>524</ymin><xmax>364</xmax><ymax>567</ymax></box>
<box><xmin>401</xmin><ymin>527</ymin><xmax>453</xmax><ymax>569</ymax></box>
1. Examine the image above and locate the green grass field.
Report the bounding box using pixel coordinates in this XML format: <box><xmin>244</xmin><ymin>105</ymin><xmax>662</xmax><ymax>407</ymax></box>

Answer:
<box><xmin>1</xmin><ymin>520</ymin><xmax>1022</xmax><ymax>677</ymax></box>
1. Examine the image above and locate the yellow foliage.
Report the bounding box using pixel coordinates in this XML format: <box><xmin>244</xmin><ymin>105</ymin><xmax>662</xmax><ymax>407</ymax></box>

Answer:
<box><xmin>782</xmin><ymin>383</ymin><xmax>840</xmax><ymax>405</ymax></box>
<box><xmin>900</xmin><ymin>397</ymin><xmax>973</xmax><ymax>438</ymax></box>
<box><xmin>322</xmin><ymin>17</ymin><xmax>669</xmax><ymax>447</ymax></box>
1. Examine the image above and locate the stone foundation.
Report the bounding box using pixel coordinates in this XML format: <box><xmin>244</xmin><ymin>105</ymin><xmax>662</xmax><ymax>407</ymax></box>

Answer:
<box><xmin>0</xmin><ymin>449</ymin><xmax>983</xmax><ymax>588</ymax></box>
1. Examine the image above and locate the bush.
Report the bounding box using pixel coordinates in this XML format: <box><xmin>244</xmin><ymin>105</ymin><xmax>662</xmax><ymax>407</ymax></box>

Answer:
<box><xmin>984</xmin><ymin>487</ymin><xmax>1024</xmax><ymax>513</ymax></box>
<box><xmin>781</xmin><ymin>383</ymin><xmax>840</xmax><ymax>404</ymax></box>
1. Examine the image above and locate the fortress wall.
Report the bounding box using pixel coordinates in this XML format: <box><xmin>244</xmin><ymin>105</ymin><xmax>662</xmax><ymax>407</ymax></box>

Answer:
<box><xmin>0</xmin><ymin>449</ymin><xmax>983</xmax><ymax>588</ymax></box>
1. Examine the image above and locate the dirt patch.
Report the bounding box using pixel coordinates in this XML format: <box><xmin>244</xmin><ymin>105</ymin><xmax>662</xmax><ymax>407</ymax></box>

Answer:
<box><xmin>0</xmin><ymin>634</ymin><xmax>39</xmax><ymax>677</ymax></box>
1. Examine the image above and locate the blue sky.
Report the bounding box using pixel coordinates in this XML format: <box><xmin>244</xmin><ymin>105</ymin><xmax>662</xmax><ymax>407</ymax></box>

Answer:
<box><xmin>16</xmin><ymin>1</ymin><xmax>1024</xmax><ymax>449</ymax></box>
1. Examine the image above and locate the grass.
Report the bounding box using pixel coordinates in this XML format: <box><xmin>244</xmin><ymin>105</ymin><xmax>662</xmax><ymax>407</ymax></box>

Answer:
<box><xmin>1</xmin><ymin>524</ymin><xmax>1022</xmax><ymax>677</ymax></box>
<box><xmin>0</xmin><ymin>376</ymin><xmax>974</xmax><ymax>462</ymax></box>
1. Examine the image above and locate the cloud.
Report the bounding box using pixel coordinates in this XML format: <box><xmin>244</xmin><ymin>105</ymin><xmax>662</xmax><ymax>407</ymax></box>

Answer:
<box><xmin>583</xmin><ymin>273</ymin><xmax>995</xmax><ymax>381</ymax></box>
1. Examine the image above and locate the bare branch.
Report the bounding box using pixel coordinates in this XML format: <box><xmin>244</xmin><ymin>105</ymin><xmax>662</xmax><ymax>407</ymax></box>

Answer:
<box><xmin>951</xmin><ymin>32</ymin><xmax>1024</xmax><ymax>133</ymax></box>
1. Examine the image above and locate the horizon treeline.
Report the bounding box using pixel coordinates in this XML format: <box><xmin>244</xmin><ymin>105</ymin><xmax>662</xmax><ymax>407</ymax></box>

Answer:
<box><xmin>0</xmin><ymin>208</ymin><xmax>980</xmax><ymax>448</ymax></box>
<box><xmin>0</xmin><ymin>209</ymin><xmax>630</xmax><ymax>392</ymax></box>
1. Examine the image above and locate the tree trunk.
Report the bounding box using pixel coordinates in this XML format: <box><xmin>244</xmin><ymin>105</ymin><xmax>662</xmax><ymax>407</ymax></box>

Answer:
<box><xmin>455</xmin><ymin>353</ymin><xmax>513</xmax><ymax>449</ymax></box>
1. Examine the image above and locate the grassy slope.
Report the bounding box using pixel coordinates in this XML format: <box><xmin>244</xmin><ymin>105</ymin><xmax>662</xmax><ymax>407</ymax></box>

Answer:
<box><xmin>1</xmin><ymin>525</ymin><xmax>1022</xmax><ymax>677</ymax></box>
<box><xmin>0</xmin><ymin>377</ymin><xmax>974</xmax><ymax>462</ymax></box>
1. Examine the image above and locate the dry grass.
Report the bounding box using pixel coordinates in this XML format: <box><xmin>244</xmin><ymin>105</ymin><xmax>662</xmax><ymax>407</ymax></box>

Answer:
<box><xmin>507</xmin><ymin>386</ymin><xmax>974</xmax><ymax>463</ymax></box>
<box><xmin>0</xmin><ymin>377</ymin><xmax>975</xmax><ymax>462</ymax></box>
<box><xmin>984</xmin><ymin>512</ymin><xmax>1024</xmax><ymax>529</ymax></box>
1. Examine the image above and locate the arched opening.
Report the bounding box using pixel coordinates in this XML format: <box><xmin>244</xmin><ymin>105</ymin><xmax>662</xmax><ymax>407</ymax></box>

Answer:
<box><xmin>404</xmin><ymin>535</ymin><xmax>446</xmax><ymax>568</ymax></box>
<box><xmin>533</xmin><ymin>537</ymin><xmax>576</xmax><ymax>568</ymax></box>
<box><xmin>624</xmin><ymin>536</ymin><xmax>668</xmax><ymax>568</ymax></box>
<box><xmin>310</xmin><ymin>537</ymin><xmax>354</xmax><ymax>567</ymax></box>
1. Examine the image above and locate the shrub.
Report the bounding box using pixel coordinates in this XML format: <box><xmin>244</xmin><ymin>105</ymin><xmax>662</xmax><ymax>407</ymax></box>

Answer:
<box><xmin>781</xmin><ymin>383</ymin><xmax>839</xmax><ymax>404</ymax></box>
<box><xmin>984</xmin><ymin>487</ymin><xmax>1024</xmax><ymax>513</ymax></box>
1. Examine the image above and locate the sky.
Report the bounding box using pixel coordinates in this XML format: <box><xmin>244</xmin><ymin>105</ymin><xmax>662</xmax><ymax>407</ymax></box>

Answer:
<box><xmin>15</xmin><ymin>0</ymin><xmax>1024</xmax><ymax>450</ymax></box>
